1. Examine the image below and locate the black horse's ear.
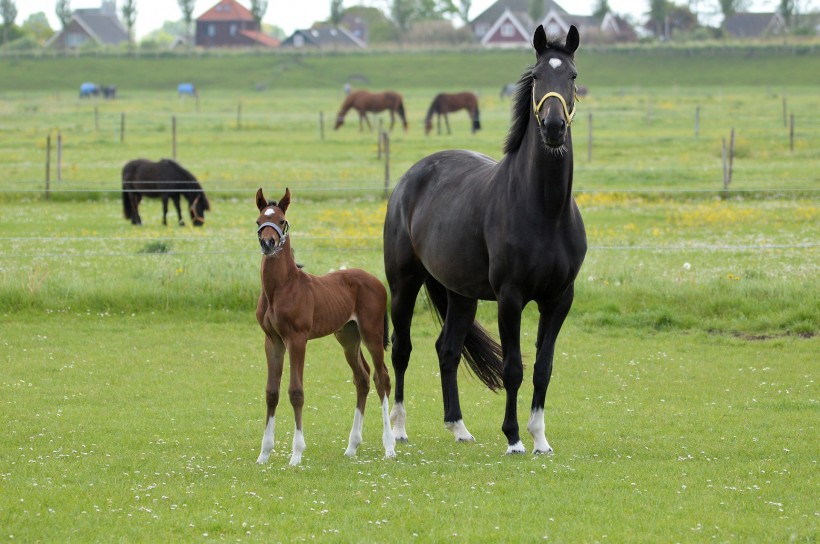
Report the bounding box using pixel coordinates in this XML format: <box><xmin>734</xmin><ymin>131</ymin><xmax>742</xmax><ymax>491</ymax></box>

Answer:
<box><xmin>566</xmin><ymin>25</ymin><xmax>579</xmax><ymax>56</ymax></box>
<box><xmin>533</xmin><ymin>24</ymin><xmax>547</xmax><ymax>57</ymax></box>
<box><xmin>278</xmin><ymin>188</ymin><xmax>291</xmax><ymax>214</ymax></box>
<box><xmin>256</xmin><ymin>188</ymin><xmax>267</xmax><ymax>212</ymax></box>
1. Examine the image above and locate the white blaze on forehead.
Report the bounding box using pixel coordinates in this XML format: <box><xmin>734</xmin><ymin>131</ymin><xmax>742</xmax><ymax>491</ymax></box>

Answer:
<box><xmin>264</xmin><ymin>208</ymin><xmax>275</xmax><ymax>216</ymax></box>
<box><xmin>549</xmin><ymin>58</ymin><xmax>563</xmax><ymax>69</ymax></box>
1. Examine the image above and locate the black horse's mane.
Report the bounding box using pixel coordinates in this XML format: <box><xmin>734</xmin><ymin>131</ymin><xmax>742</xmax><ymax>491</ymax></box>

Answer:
<box><xmin>503</xmin><ymin>38</ymin><xmax>573</xmax><ymax>155</ymax></box>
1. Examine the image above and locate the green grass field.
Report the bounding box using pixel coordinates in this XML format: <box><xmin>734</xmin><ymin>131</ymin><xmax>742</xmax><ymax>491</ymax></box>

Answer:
<box><xmin>0</xmin><ymin>47</ymin><xmax>818</xmax><ymax>542</ymax></box>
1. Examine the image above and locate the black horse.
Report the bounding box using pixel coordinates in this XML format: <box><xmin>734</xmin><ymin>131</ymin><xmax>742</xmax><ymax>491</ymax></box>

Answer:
<box><xmin>122</xmin><ymin>158</ymin><xmax>210</xmax><ymax>227</ymax></box>
<box><xmin>383</xmin><ymin>25</ymin><xmax>586</xmax><ymax>455</ymax></box>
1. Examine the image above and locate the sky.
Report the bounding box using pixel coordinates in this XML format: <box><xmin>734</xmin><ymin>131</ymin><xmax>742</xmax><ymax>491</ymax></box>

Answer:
<box><xmin>15</xmin><ymin>0</ymin><xmax>790</xmax><ymax>40</ymax></box>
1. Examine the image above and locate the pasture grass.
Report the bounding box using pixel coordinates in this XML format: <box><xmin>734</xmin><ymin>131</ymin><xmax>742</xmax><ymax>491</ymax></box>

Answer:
<box><xmin>1</xmin><ymin>310</ymin><xmax>817</xmax><ymax>542</ymax></box>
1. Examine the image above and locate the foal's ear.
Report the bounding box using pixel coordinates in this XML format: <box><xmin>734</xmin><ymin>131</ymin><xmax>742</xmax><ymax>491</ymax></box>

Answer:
<box><xmin>256</xmin><ymin>188</ymin><xmax>267</xmax><ymax>212</ymax></box>
<box><xmin>566</xmin><ymin>25</ymin><xmax>580</xmax><ymax>56</ymax></box>
<box><xmin>278</xmin><ymin>188</ymin><xmax>291</xmax><ymax>214</ymax></box>
<box><xmin>533</xmin><ymin>24</ymin><xmax>547</xmax><ymax>57</ymax></box>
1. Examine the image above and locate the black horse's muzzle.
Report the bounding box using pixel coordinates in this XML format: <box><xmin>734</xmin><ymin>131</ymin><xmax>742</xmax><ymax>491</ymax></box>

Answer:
<box><xmin>533</xmin><ymin>90</ymin><xmax>576</xmax><ymax>149</ymax></box>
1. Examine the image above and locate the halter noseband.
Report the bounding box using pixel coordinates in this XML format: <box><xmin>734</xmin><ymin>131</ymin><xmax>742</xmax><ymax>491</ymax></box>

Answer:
<box><xmin>257</xmin><ymin>220</ymin><xmax>289</xmax><ymax>255</ymax></box>
<box><xmin>532</xmin><ymin>88</ymin><xmax>577</xmax><ymax>127</ymax></box>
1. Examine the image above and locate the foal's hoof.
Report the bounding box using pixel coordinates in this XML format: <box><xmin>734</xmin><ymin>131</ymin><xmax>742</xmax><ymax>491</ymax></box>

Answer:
<box><xmin>505</xmin><ymin>441</ymin><xmax>526</xmax><ymax>455</ymax></box>
<box><xmin>533</xmin><ymin>447</ymin><xmax>554</xmax><ymax>455</ymax></box>
<box><xmin>178</xmin><ymin>220</ymin><xmax>185</xmax><ymax>226</ymax></box>
<box><xmin>445</xmin><ymin>420</ymin><xmax>474</xmax><ymax>442</ymax></box>
<box><xmin>394</xmin><ymin>435</ymin><xmax>409</xmax><ymax>443</ymax></box>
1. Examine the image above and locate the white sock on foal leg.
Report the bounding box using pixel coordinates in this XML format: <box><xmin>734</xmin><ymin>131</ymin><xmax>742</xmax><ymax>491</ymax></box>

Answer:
<box><xmin>445</xmin><ymin>419</ymin><xmax>475</xmax><ymax>442</ymax></box>
<box><xmin>381</xmin><ymin>396</ymin><xmax>396</xmax><ymax>458</ymax></box>
<box><xmin>390</xmin><ymin>402</ymin><xmax>408</xmax><ymax>442</ymax></box>
<box><xmin>527</xmin><ymin>408</ymin><xmax>553</xmax><ymax>454</ymax></box>
<box><xmin>256</xmin><ymin>417</ymin><xmax>275</xmax><ymax>464</ymax></box>
<box><xmin>290</xmin><ymin>428</ymin><xmax>306</xmax><ymax>466</ymax></box>
<box><xmin>345</xmin><ymin>408</ymin><xmax>364</xmax><ymax>457</ymax></box>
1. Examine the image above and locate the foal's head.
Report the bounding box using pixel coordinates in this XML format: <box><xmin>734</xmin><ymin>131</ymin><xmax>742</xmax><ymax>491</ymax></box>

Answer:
<box><xmin>255</xmin><ymin>188</ymin><xmax>291</xmax><ymax>258</ymax></box>
<box><xmin>531</xmin><ymin>24</ymin><xmax>580</xmax><ymax>149</ymax></box>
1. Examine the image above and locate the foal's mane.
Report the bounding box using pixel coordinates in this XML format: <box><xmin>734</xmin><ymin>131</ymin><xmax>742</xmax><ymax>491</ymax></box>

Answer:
<box><xmin>503</xmin><ymin>37</ymin><xmax>575</xmax><ymax>155</ymax></box>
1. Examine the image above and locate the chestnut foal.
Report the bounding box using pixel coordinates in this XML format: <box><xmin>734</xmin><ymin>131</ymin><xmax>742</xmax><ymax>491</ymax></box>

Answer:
<box><xmin>254</xmin><ymin>188</ymin><xmax>396</xmax><ymax>466</ymax></box>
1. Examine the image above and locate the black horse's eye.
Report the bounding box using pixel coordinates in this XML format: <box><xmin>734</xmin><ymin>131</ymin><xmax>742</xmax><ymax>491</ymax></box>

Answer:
<box><xmin>531</xmin><ymin>73</ymin><xmax>538</xmax><ymax>81</ymax></box>
<box><xmin>571</xmin><ymin>73</ymin><xmax>578</xmax><ymax>80</ymax></box>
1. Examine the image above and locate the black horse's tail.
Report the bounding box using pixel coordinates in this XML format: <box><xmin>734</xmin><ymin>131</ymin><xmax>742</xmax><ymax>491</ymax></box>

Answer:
<box><xmin>423</xmin><ymin>276</ymin><xmax>503</xmax><ymax>392</ymax></box>
<box><xmin>472</xmin><ymin>105</ymin><xmax>481</xmax><ymax>132</ymax></box>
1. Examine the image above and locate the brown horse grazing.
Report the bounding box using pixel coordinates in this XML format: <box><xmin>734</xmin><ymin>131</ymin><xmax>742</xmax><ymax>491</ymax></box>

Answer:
<box><xmin>334</xmin><ymin>90</ymin><xmax>408</xmax><ymax>132</ymax></box>
<box><xmin>122</xmin><ymin>158</ymin><xmax>210</xmax><ymax>227</ymax></box>
<box><xmin>254</xmin><ymin>188</ymin><xmax>396</xmax><ymax>466</ymax></box>
<box><xmin>424</xmin><ymin>92</ymin><xmax>481</xmax><ymax>135</ymax></box>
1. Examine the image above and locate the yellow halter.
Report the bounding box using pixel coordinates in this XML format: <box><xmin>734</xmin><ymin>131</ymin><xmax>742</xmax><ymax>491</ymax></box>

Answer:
<box><xmin>532</xmin><ymin>88</ymin><xmax>577</xmax><ymax>127</ymax></box>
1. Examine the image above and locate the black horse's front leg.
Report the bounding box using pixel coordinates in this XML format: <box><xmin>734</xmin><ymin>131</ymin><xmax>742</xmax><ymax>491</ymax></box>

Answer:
<box><xmin>497</xmin><ymin>289</ymin><xmax>525</xmax><ymax>453</ymax></box>
<box><xmin>529</xmin><ymin>286</ymin><xmax>575</xmax><ymax>454</ymax></box>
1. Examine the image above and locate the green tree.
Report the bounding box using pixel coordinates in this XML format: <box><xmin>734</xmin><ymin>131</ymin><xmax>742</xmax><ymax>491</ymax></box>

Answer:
<box><xmin>717</xmin><ymin>0</ymin><xmax>748</xmax><ymax>19</ymax></box>
<box><xmin>1</xmin><ymin>0</ymin><xmax>17</xmax><ymax>46</ymax></box>
<box><xmin>778</xmin><ymin>0</ymin><xmax>794</xmax><ymax>25</ymax></box>
<box><xmin>177</xmin><ymin>0</ymin><xmax>195</xmax><ymax>41</ymax></box>
<box><xmin>121</xmin><ymin>0</ymin><xmax>137</xmax><ymax>44</ymax></box>
<box><xmin>646</xmin><ymin>0</ymin><xmax>669</xmax><ymax>37</ymax></box>
<box><xmin>593</xmin><ymin>0</ymin><xmax>610</xmax><ymax>19</ymax></box>
<box><xmin>458</xmin><ymin>0</ymin><xmax>471</xmax><ymax>24</ymax></box>
<box><xmin>56</xmin><ymin>0</ymin><xmax>72</xmax><ymax>29</ymax></box>
<box><xmin>330</xmin><ymin>0</ymin><xmax>344</xmax><ymax>27</ymax></box>
<box><xmin>391</xmin><ymin>0</ymin><xmax>416</xmax><ymax>36</ymax></box>
<box><xmin>529</xmin><ymin>0</ymin><xmax>544</xmax><ymax>22</ymax></box>
<box><xmin>21</xmin><ymin>11</ymin><xmax>53</xmax><ymax>44</ymax></box>
<box><xmin>250</xmin><ymin>0</ymin><xmax>268</xmax><ymax>26</ymax></box>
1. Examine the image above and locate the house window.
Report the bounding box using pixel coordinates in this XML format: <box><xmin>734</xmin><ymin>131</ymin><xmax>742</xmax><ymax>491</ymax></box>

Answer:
<box><xmin>476</xmin><ymin>23</ymin><xmax>488</xmax><ymax>36</ymax></box>
<box><xmin>208</xmin><ymin>24</ymin><xmax>216</xmax><ymax>37</ymax></box>
<box><xmin>66</xmin><ymin>32</ymin><xmax>86</xmax><ymax>47</ymax></box>
<box><xmin>501</xmin><ymin>23</ymin><xmax>515</xmax><ymax>37</ymax></box>
<box><xmin>294</xmin><ymin>34</ymin><xmax>304</xmax><ymax>48</ymax></box>
<box><xmin>230</xmin><ymin>24</ymin><xmax>237</xmax><ymax>36</ymax></box>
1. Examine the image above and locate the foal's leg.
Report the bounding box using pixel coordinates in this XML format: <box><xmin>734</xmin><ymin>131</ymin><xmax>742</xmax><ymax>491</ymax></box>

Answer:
<box><xmin>334</xmin><ymin>322</ymin><xmax>370</xmax><ymax>457</ymax></box>
<box><xmin>286</xmin><ymin>335</ymin><xmax>308</xmax><ymax>466</ymax></box>
<box><xmin>444</xmin><ymin>113</ymin><xmax>451</xmax><ymax>135</ymax></box>
<box><xmin>437</xmin><ymin>291</ymin><xmax>479</xmax><ymax>441</ymax></box>
<box><xmin>529</xmin><ymin>287</ymin><xmax>574</xmax><ymax>454</ymax></box>
<box><xmin>359</xmin><ymin>303</ymin><xmax>396</xmax><ymax>458</ymax></box>
<box><xmin>257</xmin><ymin>333</ymin><xmax>285</xmax><ymax>464</ymax></box>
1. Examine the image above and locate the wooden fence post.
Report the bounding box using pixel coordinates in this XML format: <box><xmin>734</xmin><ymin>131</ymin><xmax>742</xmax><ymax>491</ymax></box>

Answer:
<box><xmin>172</xmin><ymin>116</ymin><xmax>177</xmax><ymax>160</ymax></box>
<box><xmin>789</xmin><ymin>113</ymin><xmax>794</xmax><ymax>152</ymax></box>
<box><xmin>120</xmin><ymin>112</ymin><xmax>125</xmax><ymax>143</ymax></box>
<box><xmin>587</xmin><ymin>112</ymin><xmax>592</xmax><ymax>162</ymax></box>
<box><xmin>377</xmin><ymin>118</ymin><xmax>384</xmax><ymax>159</ymax></box>
<box><xmin>721</xmin><ymin>137</ymin><xmax>728</xmax><ymax>191</ymax></box>
<box><xmin>45</xmin><ymin>134</ymin><xmax>51</xmax><ymax>200</ymax></box>
<box><xmin>56</xmin><ymin>131</ymin><xmax>62</xmax><ymax>183</ymax></box>
<box><xmin>694</xmin><ymin>106</ymin><xmax>700</xmax><ymax>138</ymax></box>
<box><xmin>237</xmin><ymin>102</ymin><xmax>242</xmax><ymax>130</ymax></box>
<box><xmin>319</xmin><ymin>111</ymin><xmax>324</xmax><ymax>141</ymax></box>
<box><xmin>782</xmin><ymin>96</ymin><xmax>787</xmax><ymax>128</ymax></box>
<box><xmin>728</xmin><ymin>127</ymin><xmax>735</xmax><ymax>185</ymax></box>
<box><xmin>95</xmin><ymin>105</ymin><xmax>99</xmax><ymax>131</ymax></box>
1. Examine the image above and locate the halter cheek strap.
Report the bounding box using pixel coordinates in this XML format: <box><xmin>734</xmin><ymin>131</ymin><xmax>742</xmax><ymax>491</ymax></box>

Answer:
<box><xmin>532</xmin><ymin>88</ymin><xmax>577</xmax><ymax>126</ymax></box>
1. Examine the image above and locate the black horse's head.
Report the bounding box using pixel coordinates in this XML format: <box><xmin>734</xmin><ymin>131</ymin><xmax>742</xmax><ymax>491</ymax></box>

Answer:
<box><xmin>531</xmin><ymin>25</ymin><xmax>580</xmax><ymax>149</ymax></box>
<box><xmin>255</xmin><ymin>188</ymin><xmax>290</xmax><ymax>257</ymax></box>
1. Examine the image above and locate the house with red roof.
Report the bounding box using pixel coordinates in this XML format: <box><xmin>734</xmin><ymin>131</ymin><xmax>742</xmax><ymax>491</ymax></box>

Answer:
<box><xmin>195</xmin><ymin>0</ymin><xmax>279</xmax><ymax>48</ymax></box>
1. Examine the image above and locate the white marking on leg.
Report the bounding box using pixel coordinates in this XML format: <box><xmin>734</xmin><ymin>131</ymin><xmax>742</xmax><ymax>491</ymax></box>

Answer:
<box><xmin>290</xmin><ymin>428</ymin><xmax>306</xmax><ymax>466</ymax></box>
<box><xmin>506</xmin><ymin>440</ymin><xmax>526</xmax><ymax>454</ymax></box>
<box><xmin>381</xmin><ymin>396</ymin><xmax>396</xmax><ymax>458</ymax></box>
<box><xmin>527</xmin><ymin>408</ymin><xmax>553</xmax><ymax>454</ymax></box>
<box><xmin>549</xmin><ymin>58</ymin><xmax>562</xmax><ymax>69</ymax></box>
<box><xmin>345</xmin><ymin>408</ymin><xmax>364</xmax><ymax>457</ymax></box>
<box><xmin>256</xmin><ymin>417</ymin><xmax>275</xmax><ymax>464</ymax></box>
<box><xmin>444</xmin><ymin>419</ymin><xmax>475</xmax><ymax>442</ymax></box>
<box><xmin>390</xmin><ymin>402</ymin><xmax>408</xmax><ymax>442</ymax></box>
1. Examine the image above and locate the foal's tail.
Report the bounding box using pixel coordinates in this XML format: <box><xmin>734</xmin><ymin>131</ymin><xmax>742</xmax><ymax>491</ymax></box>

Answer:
<box><xmin>397</xmin><ymin>99</ymin><xmax>408</xmax><ymax>131</ymax></box>
<box><xmin>423</xmin><ymin>277</ymin><xmax>503</xmax><ymax>392</ymax></box>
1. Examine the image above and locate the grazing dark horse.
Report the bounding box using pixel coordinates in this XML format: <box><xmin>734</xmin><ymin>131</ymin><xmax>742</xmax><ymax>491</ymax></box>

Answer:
<box><xmin>424</xmin><ymin>92</ymin><xmax>481</xmax><ymax>135</ymax></box>
<box><xmin>334</xmin><ymin>90</ymin><xmax>408</xmax><ymax>132</ymax></box>
<box><xmin>121</xmin><ymin>158</ymin><xmax>210</xmax><ymax>227</ymax></box>
<box><xmin>383</xmin><ymin>25</ymin><xmax>586</xmax><ymax>455</ymax></box>
<box><xmin>254</xmin><ymin>188</ymin><xmax>395</xmax><ymax>466</ymax></box>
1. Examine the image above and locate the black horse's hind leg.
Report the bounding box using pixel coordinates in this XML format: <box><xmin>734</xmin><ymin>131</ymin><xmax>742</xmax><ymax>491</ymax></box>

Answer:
<box><xmin>496</xmin><ymin>288</ymin><xmax>526</xmax><ymax>453</ymax></box>
<box><xmin>387</xmin><ymin>270</ymin><xmax>425</xmax><ymax>442</ymax></box>
<box><xmin>529</xmin><ymin>286</ymin><xmax>575</xmax><ymax>454</ymax></box>
<box><xmin>436</xmin><ymin>291</ymin><xmax>478</xmax><ymax>441</ymax></box>
<box><xmin>129</xmin><ymin>194</ymin><xmax>142</xmax><ymax>225</ymax></box>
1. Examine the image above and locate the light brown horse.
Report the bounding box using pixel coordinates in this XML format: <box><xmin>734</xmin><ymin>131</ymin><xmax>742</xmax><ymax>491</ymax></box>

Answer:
<box><xmin>254</xmin><ymin>188</ymin><xmax>396</xmax><ymax>466</ymax></box>
<box><xmin>334</xmin><ymin>90</ymin><xmax>408</xmax><ymax>132</ymax></box>
<box><xmin>424</xmin><ymin>92</ymin><xmax>481</xmax><ymax>136</ymax></box>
